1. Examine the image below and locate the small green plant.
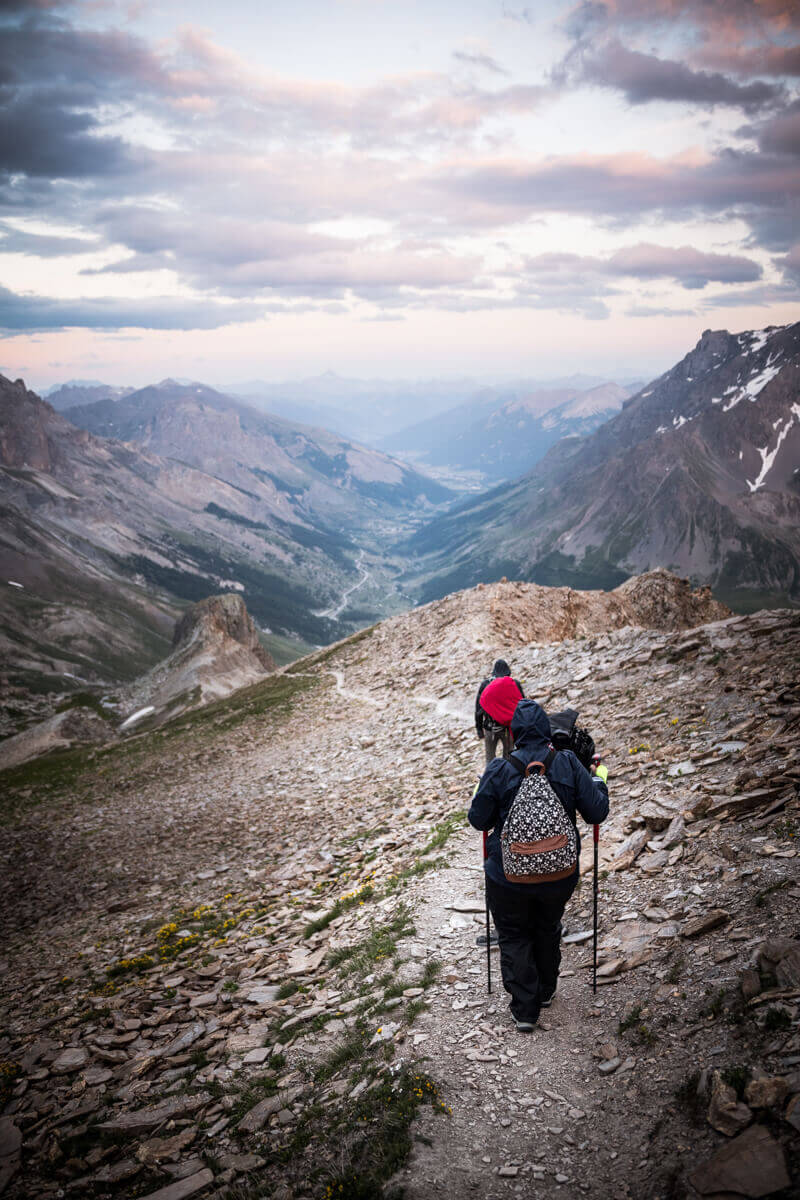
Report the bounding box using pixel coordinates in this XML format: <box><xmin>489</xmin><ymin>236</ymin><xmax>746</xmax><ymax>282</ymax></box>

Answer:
<box><xmin>303</xmin><ymin>884</ymin><xmax>375</xmax><ymax>939</ymax></box>
<box><xmin>320</xmin><ymin>1068</ymin><xmax>449</xmax><ymax>1199</ymax></box>
<box><xmin>772</xmin><ymin>816</ymin><xmax>797</xmax><ymax>841</ymax></box>
<box><xmin>754</xmin><ymin>878</ymin><xmax>792</xmax><ymax>908</ymax></box>
<box><xmin>276</xmin><ymin>980</ymin><xmax>299</xmax><ymax>999</ymax></box>
<box><xmin>763</xmin><ymin>1007</ymin><xmax>791</xmax><ymax>1032</ymax></box>
<box><xmin>618</xmin><ymin>1005</ymin><xmax>643</xmax><ymax>1034</ymax></box>
<box><xmin>666</xmin><ymin>952</ymin><xmax>684</xmax><ymax>984</ymax></box>
<box><xmin>328</xmin><ymin>906</ymin><xmax>415</xmax><ymax>975</ymax></box>
<box><xmin>703</xmin><ymin>989</ymin><xmax>727</xmax><ymax>1020</ymax></box>
<box><xmin>222</xmin><ymin>980</ymin><xmax>239</xmax><ymax>992</ymax></box>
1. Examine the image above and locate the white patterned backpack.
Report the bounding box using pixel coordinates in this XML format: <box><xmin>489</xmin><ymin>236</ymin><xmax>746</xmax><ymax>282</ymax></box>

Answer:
<box><xmin>501</xmin><ymin>750</ymin><xmax>577</xmax><ymax>883</ymax></box>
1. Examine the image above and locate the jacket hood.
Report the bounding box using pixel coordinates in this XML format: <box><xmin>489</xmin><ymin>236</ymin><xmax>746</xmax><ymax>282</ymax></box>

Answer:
<box><xmin>511</xmin><ymin>699</ymin><xmax>552</xmax><ymax>748</ymax></box>
<box><xmin>492</xmin><ymin>659</ymin><xmax>511</xmax><ymax>676</ymax></box>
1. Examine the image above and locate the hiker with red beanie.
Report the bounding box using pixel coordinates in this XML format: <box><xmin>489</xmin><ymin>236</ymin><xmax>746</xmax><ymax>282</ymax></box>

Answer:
<box><xmin>475</xmin><ymin>659</ymin><xmax>525</xmax><ymax>764</ymax></box>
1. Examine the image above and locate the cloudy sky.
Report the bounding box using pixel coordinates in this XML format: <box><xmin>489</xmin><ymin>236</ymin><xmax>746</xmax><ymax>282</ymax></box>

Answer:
<box><xmin>1</xmin><ymin>0</ymin><xmax>799</xmax><ymax>388</ymax></box>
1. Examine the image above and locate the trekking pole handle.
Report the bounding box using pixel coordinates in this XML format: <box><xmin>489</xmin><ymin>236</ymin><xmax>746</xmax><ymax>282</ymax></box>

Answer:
<box><xmin>482</xmin><ymin>830</ymin><xmax>488</xmax><ymax>859</ymax></box>
<box><xmin>593</xmin><ymin>823</ymin><xmax>599</xmax><ymax>845</ymax></box>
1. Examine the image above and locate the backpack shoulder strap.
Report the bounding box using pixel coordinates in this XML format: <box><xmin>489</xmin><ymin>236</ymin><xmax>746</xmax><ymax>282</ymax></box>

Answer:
<box><xmin>508</xmin><ymin>747</ymin><xmax>556</xmax><ymax>775</ymax></box>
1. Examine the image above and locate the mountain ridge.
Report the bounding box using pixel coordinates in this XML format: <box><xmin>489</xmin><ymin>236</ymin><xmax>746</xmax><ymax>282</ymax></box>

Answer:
<box><xmin>404</xmin><ymin>322</ymin><xmax>800</xmax><ymax>609</ymax></box>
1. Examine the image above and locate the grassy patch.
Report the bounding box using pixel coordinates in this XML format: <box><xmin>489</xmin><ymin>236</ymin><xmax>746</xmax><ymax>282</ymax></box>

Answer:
<box><xmin>763</xmin><ymin>1007</ymin><xmax>791</xmax><ymax>1032</ymax></box>
<box><xmin>229</xmin><ymin>1072</ymin><xmax>280</xmax><ymax>1125</ymax></box>
<box><xmin>754</xmin><ymin>878</ymin><xmax>792</xmax><ymax>908</ymax></box>
<box><xmin>327</xmin><ymin>906</ymin><xmax>415</xmax><ymax>976</ymax></box>
<box><xmin>384</xmin><ymin>856</ymin><xmax>445</xmax><ymax>894</ymax></box>
<box><xmin>303</xmin><ymin>884</ymin><xmax>376</xmax><ymax>939</ymax></box>
<box><xmin>320</xmin><ymin>1068</ymin><xmax>448</xmax><ymax>1199</ymax></box>
<box><xmin>420</xmin><ymin>811</ymin><xmax>466</xmax><ymax>855</ymax></box>
<box><xmin>315</xmin><ymin>1024</ymin><xmax>371</xmax><ymax>1084</ymax></box>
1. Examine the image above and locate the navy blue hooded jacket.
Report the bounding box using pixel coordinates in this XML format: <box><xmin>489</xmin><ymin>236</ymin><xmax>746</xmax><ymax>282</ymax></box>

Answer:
<box><xmin>468</xmin><ymin>699</ymin><xmax>609</xmax><ymax>893</ymax></box>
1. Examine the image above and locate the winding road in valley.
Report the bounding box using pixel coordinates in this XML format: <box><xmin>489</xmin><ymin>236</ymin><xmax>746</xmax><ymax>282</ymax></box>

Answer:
<box><xmin>317</xmin><ymin>550</ymin><xmax>371</xmax><ymax>620</ymax></box>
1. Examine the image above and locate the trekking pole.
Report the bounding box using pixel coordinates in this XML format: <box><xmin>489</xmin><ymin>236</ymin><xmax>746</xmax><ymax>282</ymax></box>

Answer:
<box><xmin>592</xmin><ymin>823</ymin><xmax>599</xmax><ymax>995</ymax></box>
<box><xmin>483</xmin><ymin>830</ymin><xmax>491</xmax><ymax>994</ymax></box>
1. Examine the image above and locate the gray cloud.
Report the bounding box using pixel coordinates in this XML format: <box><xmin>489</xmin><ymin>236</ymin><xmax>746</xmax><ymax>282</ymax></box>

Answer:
<box><xmin>0</xmin><ymin>286</ymin><xmax>265</xmax><ymax>332</ymax></box>
<box><xmin>0</xmin><ymin>91</ymin><xmax>130</xmax><ymax>178</ymax></box>
<box><xmin>453</xmin><ymin>50</ymin><xmax>509</xmax><ymax>76</ymax></box>
<box><xmin>0</xmin><ymin>223</ymin><xmax>97</xmax><ymax>255</ymax></box>
<box><xmin>626</xmin><ymin>304</ymin><xmax>698</xmax><ymax>317</ymax></box>
<box><xmin>576</xmin><ymin>40</ymin><xmax>784</xmax><ymax>112</ymax></box>
<box><xmin>432</xmin><ymin>147</ymin><xmax>800</xmax><ymax>233</ymax></box>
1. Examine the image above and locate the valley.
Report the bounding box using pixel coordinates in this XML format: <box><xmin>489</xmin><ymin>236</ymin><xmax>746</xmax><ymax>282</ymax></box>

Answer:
<box><xmin>0</xmin><ymin>572</ymin><xmax>797</xmax><ymax>1199</ymax></box>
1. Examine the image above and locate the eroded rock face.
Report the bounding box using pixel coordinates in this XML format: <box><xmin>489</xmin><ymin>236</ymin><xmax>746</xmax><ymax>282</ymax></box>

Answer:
<box><xmin>172</xmin><ymin>595</ymin><xmax>275</xmax><ymax>671</ymax></box>
<box><xmin>120</xmin><ymin>594</ymin><xmax>276</xmax><ymax>727</ymax></box>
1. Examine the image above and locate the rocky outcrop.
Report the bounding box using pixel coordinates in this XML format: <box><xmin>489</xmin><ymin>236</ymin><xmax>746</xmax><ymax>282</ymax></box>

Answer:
<box><xmin>370</xmin><ymin>568</ymin><xmax>729</xmax><ymax>659</ymax></box>
<box><xmin>119</xmin><ymin>593</ymin><xmax>276</xmax><ymax>729</ymax></box>
<box><xmin>172</xmin><ymin>594</ymin><xmax>276</xmax><ymax>670</ymax></box>
<box><xmin>0</xmin><ymin>706</ymin><xmax>111</xmax><ymax>771</ymax></box>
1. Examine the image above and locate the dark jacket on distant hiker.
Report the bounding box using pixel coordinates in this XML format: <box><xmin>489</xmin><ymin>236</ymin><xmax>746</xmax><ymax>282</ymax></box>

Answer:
<box><xmin>468</xmin><ymin>699</ymin><xmax>609</xmax><ymax>1026</ymax></box>
<box><xmin>474</xmin><ymin>659</ymin><xmax>525</xmax><ymax>738</ymax></box>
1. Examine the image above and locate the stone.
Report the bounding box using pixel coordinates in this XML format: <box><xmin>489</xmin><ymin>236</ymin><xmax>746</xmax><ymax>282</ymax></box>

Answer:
<box><xmin>136</xmin><ymin>1128</ymin><xmax>197</xmax><ymax>1165</ymax></box>
<box><xmin>498</xmin><ymin>1165</ymin><xmax>519</xmax><ymax>1177</ymax></box>
<box><xmin>98</xmin><ymin>1093</ymin><xmax>211</xmax><ymax>1136</ymax></box>
<box><xmin>137</xmin><ymin>1169</ymin><xmax>214</xmax><ymax>1200</ymax></box>
<box><xmin>786</xmin><ymin>1094</ymin><xmax>800</xmax><ymax>1134</ymax></box>
<box><xmin>643</xmin><ymin>907</ymin><xmax>670</xmax><ymax>923</ymax></box>
<box><xmin>51</xmin><ymin>1047</ymin><xmax>89</xmax><ymax>1074</ymax></box>
<box><xmin>658</xmin><ymin>814</ymin><xmax>686</xmax><ymax>850</ymax></box>
<box><xmin>596</xmin><ymin>958</ymin><xmax>626</xmax><ymax>979</ymax></box>
<box><xmin>226</xmin><ymin>1031</ymin><xmax>265</xmax><ymax>1054</ymax></box>
<box><xmin>740</xmin><ymin>969</ymin><xmax>762</xmax><ymax>1001</ymax></box>
<box><xmin>237</xmin><ymin>1087</ymin><xmax>303</xmax><ymax>1133</ymax></box>
<box><xmin>639</xmin><ymin>851</ymin><xmax>669</xmax><ymax>873</ymax></box>
<box><xmin>0</xmin><ymin>1117</ymin><xmax>22</xmax><ymax>1194</ymax></box>
<box><xmin>189</xmin><ymin>992</ymin><xmax>218</xmax><ymax>1008</ymax></box>
<box><xmin>0</xmin><ymin>1121</ymin><xmax>21</xmax><ymax>1160</ymax></box>
<box><xmin>598</xmin><ymin>1058</ymin><xmax>621</xmax><ymax>1075</ymax></box>
<box><xmin>707</xmin><ymin>1071</ymin><xmax>752</xmax><ymax>1137</ymax></box>
<box><xmin>158</xmin><ymin>1022</ymin><xmax>206</xmax><ymax>1058</ymax></box>
<box><xmin>245</xmin><ymin>987</ymin><xmax>280</xmax><ymax>1005</ymax></box>
<box><xmin>563</xmin><ymin>929</ymin><xmax>593</xmax><ymax>944</ymax></box>
<box><xmin>82</xmin><ymin>1067</ymin><xmax>113</xmax><ymax>1086</ymax></box>
<box><xmin>689</xmin><ymin>1125</ymin><xmax>790</xmax><ymax>1197</ymax></box>
<box><xmin>744</xmin><ymin>1076</ymin><xmax>789</xmax><ymax>1109</ymax></box>
<box><xmin>682</xmin><ymin>909</ymin><xmax>730</xmax><ymax>938</ymax></box>
<box><xmin>218</xmin><ymin>1153</ymin><xmax>265</xmax><ymax>1172</ymax></box>
<box><xmin>610</xmin><ymin>829</ymin><xmax>649</xmax><ymax>872</ymax></box>
<box><xmin>243</xmin><ymin>1047</ymin><xmax>270</xmax><ymax>1065</ymax></box>
<box><xmin>93</xmin><ymin>1159</ymin><xmax>142</xmax><ymax>1184</ymax></box>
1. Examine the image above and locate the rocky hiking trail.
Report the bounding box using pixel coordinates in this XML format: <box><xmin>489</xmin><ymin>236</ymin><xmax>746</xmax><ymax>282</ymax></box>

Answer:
<box><xmin>1</xmin><ymin>574</ymin><xmax>799</xmax><ymax>1200</ymax></box>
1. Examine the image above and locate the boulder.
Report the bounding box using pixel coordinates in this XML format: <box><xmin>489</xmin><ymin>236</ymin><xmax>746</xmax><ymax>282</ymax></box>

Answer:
<box><xmin>689</xmin><ymin>1124</ymin><xmax>790</xmax><ymax>1197</ymax></box>
<box><xmin>707</xmin><ymin>1071</ymin><xmax>752</xmax><ymax>1137</ymax></box>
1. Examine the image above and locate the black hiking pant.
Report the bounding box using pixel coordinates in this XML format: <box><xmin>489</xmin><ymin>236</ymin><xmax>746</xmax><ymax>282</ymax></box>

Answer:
<box><xmin>486</xmin><ymin>874</ymin><xmax>577</xmax><ymax>1025</ymax></box>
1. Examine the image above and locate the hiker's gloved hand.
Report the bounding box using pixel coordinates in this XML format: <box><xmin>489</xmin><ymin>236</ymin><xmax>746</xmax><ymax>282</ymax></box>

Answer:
<box><xmin>592</xmin><ymin>763</ymin><xmax>608</xmax><ymax>783</ymax></box>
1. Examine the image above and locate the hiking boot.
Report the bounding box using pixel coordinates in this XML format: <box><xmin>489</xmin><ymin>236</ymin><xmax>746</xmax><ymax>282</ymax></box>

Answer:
<box><xmin>475</xmin><ymin>932</ymin><xmax>499</xmax><ymax>946</ymax></box>
<box><xmin>540</xmin><ymin>986</ymin><xmax>557</xmax><ymax>1008</ymax></box>
<box><xmin>513</xmin><ymin>1016</ymin><xmax>536</xmax><ymax>1033</ymax></box>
